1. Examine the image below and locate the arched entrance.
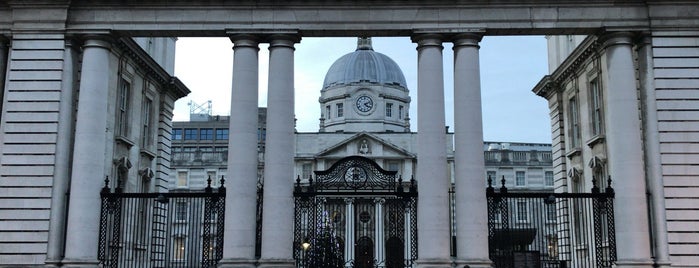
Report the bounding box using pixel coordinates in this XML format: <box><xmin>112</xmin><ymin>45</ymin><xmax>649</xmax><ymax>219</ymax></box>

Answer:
<box><xmin>293</xmin><ymin>156</ymin><xmax>417</xmax><ymax>268</ymax></box>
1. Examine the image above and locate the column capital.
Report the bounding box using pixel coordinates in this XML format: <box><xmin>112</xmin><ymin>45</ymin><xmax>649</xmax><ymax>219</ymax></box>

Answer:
<box><xmin>411</xmin><ymin>33</ymin><xmax>444</xmax><ymax>49</ymax></box>
<box><xmin>268</xmin><ymin>34</ymin><xmax>301</xmax><ymax>48</ymax></box>
<box><xmin>81</xmin><ymin>34</ymin><xmax>114</xmax><ymax>50</ymax></box>
<box><xmin>598</xmin><ymin>31</ymin><xmax>634</xmax><ymax>49</ymax></box>
<box><xmin>228</xmin><ymin>34</ymin><xmax>262</xmax><ymax>49</ymax></box>
<box><xmin>452</xmin><ymin>33</ymin><xmax>483</xmax><ymax>48</ymax></box>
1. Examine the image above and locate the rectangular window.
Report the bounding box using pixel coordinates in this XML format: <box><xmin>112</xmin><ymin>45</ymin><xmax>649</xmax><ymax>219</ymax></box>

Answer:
<box><xmin>546</xmin><ymin>204</ymin><xmax>557</xmax><ymax>221</ymax></box>
<box><xmin>326</xmin><ymin>105</ymin><xmax>331</xmax><ymax>119</ymax></box>
<box><xmin>517</xmin><ymin>200</ymin><xmax>528</xmax><ymax>222</ymax></box>
<box><xmin>386</xmin><ymin>103</ymin><xmax>393</xmax><ymax>117</ymax></box>
<box><xmin>301</xmin><ymin>163</ymin><xmax>312</xmax><ymax>180</ymax></box>
<box><xmin>173</xmin><ymin>237</ymin><xmax>185</xmax><ymax>260</ymax></box>
<box><xmin>182</xmin><ymin>146</ymin><xmax>196</xmax><ymax>152</ymax></box>
<box><xmin>545</xmin><ymin>171</ymin><xmax>554</xmax><ymax>186</ymax></box>
<box><xmin>175</xmin><ymin>201</ymin><xmax>187</xmax><ymax>221</ymax></box>
<box><xmin>172</xmin><ymin>128</ymin><xmax>183</xmax><ymax>140</ymax></box>
<box><xmin>184</xmin><ymin>128</ymin><xmax>197</xmax><ymax>140</ymax></box>
<box><xmin>257</xmin><ymin>128</ymin><xmax>266</xmax><ymax>143</ymax></box>
<box><xmin>207</xmin><ymin>170</ymin><xmax>218</xmax><ymax>187</ymax></box>
<box><xmin>177</xmin><ymin>171</ymin><xmax>188</xmax><ymax>187</ymax></box>
<box><xmin>487</xmin><ymin>171</ymin><xmax>497</xmax><ymax>183</ymax></box>
<box><xmin>215</xmin><ymin>128</ymin><xmax>229</xmax><ymax>140</ymax></box>
<box><xmin>387</xmin><ymin>161</ymin><xmax>400</xmax><ymax>172</ymax></box>
<box><xmin>398</xmin><ymin>105</ymin><xmax>404</xmax><ymax>119</ymax></box>
<box><xmin>141</xmin><ymin>97</ymin><xmax>153</xmax><ymax>147</ymax></box>
<box><xmin>515</xmin><ymin>171</ymin><xmax>526</xmax><ymax>186</ymax></box>
<box><xmin>337</xmin><ymin>103</ymin><xmax>344</xmax><ymax>117</ymax></box>
<box><xmin>590</xmin><ymin>79</ymin><xmax>604</xmax><ymax>136</ymax></box>
<box><xmin>200</xmin><ymin>128</ymin><xmax>213</xmax><ymax>140</ymax></box>
<box><xmin>568</xmin><ymin>97</ymin><xmax>581</xmax><ymax>148</ymax></box>
<box><xmin>116</xmin><ymin>78</ymin><xmax>131</xmax><ymax>136</ymax></box>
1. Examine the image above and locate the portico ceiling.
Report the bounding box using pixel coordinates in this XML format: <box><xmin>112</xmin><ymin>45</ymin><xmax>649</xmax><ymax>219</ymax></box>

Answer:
<box><xmin>0</xmin><ymin>1</ymin><xmax>697</xmax><ymax>37</ymax></box>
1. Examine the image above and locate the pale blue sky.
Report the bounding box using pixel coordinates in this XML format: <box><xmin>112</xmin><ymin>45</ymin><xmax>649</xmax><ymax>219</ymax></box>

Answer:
<box><xmin>174</xmin><ymin>36</ymin><xmax>551</xmax><ymax>143</ymax></box>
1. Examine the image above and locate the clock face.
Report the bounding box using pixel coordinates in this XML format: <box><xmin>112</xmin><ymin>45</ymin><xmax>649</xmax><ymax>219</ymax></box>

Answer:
<box><xmin>356</xmin><ymin>95</ymin><xmax>374</xmax><ymax>113</ymax></box>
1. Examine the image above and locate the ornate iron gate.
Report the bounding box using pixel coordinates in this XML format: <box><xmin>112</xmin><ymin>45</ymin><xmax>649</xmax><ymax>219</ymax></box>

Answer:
<box><xmin>293</xmin><ymin>156</ymin><xmax>418</xmax><ymax>268</ymax></box>
<box><xmin>98</xmin><ymin>177</ymin><xmax>226</xmax><ymax>268</ymax></box>
<box><xmin>487</xmin><ymin>177</ymin><xmax>616</xmax><ymax>268</ymax></box>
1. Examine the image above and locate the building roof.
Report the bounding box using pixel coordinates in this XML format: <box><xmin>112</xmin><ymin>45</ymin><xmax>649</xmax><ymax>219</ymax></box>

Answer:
<box><xmin>322</xmin><ymin>37</ymin><xmax>408</xmax><ymax>90</ymax></box>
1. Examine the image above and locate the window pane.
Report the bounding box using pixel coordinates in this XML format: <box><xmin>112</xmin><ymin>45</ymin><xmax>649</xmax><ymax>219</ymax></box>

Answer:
<box><xmin>386</xmin><ymin>103</ymin><xmax>393</xmax><ymax>117</ymax></box>
<box><xmin>545</xmin><ymin>171</ymin><xmax>554</xmax><ymax>186</ymax></box>
<box><xmin>200</xmin><ymin>128</ymin><xmax>213</xmax><ymax>140</ymax></box>
<box><xmin>215</xmin><ymin>128</ymin><xmax>229</xmax><ymax>140</ymax></box>
<box><xmin>184</xmin><ymin>128</ymin><xmax>197</xmax><ymax>140</ymax></box>
<box><xmin>177</xmin><ymin>171</ymin><xmax>188</xmax><ymax>187</ymax></box>
<box><xmin>172</xmin><ymin>129</ymin><xmax>183</xmax><ymax>140</ymax></box>
<box><xmin>336</xmin><ymin>103</ymin><xmax>344</xmax><ymax>117</ymax></box>
<box><xmin>515</xmin><ymin>171</ymin><xmax>526</xmax><ymax>186</ymax></box>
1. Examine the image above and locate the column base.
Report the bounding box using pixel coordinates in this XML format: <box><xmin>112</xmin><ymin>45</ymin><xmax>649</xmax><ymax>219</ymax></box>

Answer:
<box><xmin>614</xmin><ymin>259</ymin><xmax>654</xmax><ymax>268</ymax></box>
<box><xmin>653</xmin><ymin>261</ymin><xmax>672</xmax><ymax>268</ymax></box>
<box><xmin>257</xmin><ymin>258</ymin><xmax>295</xmax><ymax>268</ymax></box>
<box><xmin>44</xmin><ymin>258</ymin><xmax>62</xmax><ymax>267</ymax></box>
<box><xmin>59</xmin><ymin>258</ymin><xmax>100</xmax><ymax>268</ymax></box>
<box><xmin>217</xmin><ymin>258</ymin><xmax>257</xmax><ymax>268</ymax></box>
<box><xmin>453</xmin><ymin>258</ymin><xmax>493</xmax><ymax>268</ymax></box>
<box><xmin>414</xmin><ymin>258</ymin><xmax>452</xmax><ymax>268</ymax></box>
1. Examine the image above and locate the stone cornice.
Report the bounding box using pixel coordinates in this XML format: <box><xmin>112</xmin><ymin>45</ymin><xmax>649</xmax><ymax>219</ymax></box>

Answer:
<box><xmin>532</xmin><ymin>35</ymin><xmax>601</xmax><ymax>98</ymax></box>
<box><xmin>115</xmin><ymin>37</ymin><xmax>190</xmax><ymax>98</ymax></box>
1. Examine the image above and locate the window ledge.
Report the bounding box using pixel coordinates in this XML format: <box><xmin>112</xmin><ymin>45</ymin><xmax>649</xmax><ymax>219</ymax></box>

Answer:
<box><xmin>140</xmin><ymin>148</ymin><xmax>156</xmax><ymax>159</ymax></box>
<box><xmin>586</xmin><ymin>134</ymin><xmax>605</xmax><ymax>148</ymax></box>
<box><xmin>115</xmin><ymin>135</ymin><xmax>135</xmax><ymax>148</ymax></box>
<box><xmin>566</xmin><ymin>148</ymin><xmax>582</xmax><ymax>159</ymax></box>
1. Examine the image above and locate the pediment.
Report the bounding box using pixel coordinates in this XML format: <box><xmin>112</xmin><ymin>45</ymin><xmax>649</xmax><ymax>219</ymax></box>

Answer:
<box><xmin>314</xmin><ymin>132</ymin><xmax>415</xmax><ymax>159</ymax></box>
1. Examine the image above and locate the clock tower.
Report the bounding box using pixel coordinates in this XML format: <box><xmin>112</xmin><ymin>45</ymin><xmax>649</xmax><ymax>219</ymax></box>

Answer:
<box><xmin>319</xmin><ymin>37</ymin><xmax>411</xmax><ymax>132</ymax></box>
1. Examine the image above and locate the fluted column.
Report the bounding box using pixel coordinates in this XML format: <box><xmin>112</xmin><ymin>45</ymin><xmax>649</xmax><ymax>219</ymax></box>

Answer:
<box><xmin>636</xmin><ymin>35</ymin><xmax>671</xmax><ymax>268</ymax></box>
<box><xmin>411</xmin><ymin>33</ymin><xmax>451</xmax><ymax>268</ymax></box>
<box><xmin>451</xmin><ymin>33</ymin><xmax>492</xmax><ymax>267</ymax></box>
<box><xmin>62</xmin><ymin>36</ymin><xmax>112</xmax><ymax>268</ymax></box>
<box><xmin>220</xmin><ymin>35</ymin><xmax>260</xmax><ymax>268</ymax></box>
<box><xmin>259</xmin><ymin>34</ymin><xmax>300</xmax><ymax>268</ymax></box>
<box><xmin>601</xmin><ymin>32</ymin><xmax>653</xmax><ymax>268</ymax></box>
<box><xmin>45</xmin><ymin>39</ymin><xmax>79</xmax><ymax>267</ymax></box>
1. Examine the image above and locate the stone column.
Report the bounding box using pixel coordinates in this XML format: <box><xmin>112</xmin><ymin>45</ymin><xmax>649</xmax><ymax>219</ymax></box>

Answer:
<box><xmin>62</xmin><ymin>36</ymin><xmax>112</xmax><ymax>268</ymax></box>
<box><xmin>411</xmin><ymin>33</ymin><xmax>451</xmax><ymax>268</ymax></box>
<box><xmin>636</xmin><ymin>35</ymin><xmax>671</xmax><ymax>268</ymax></box>
<box><xmin>259</xmin><ymin>34</ymin><xmax>299</xmax><ymax>268</ymax></box>
<box><xmin>374</xmin><ymin>198</ymin><xmax>385</xmax><ymax>264</ymax></box>
<box><xmin>600</xmin><ymin>32</ymin><xmax>653</xmax><ymax>268</ymax></box>
<box><xmin>451</xmin><ymin>33</ymin><xmax>492</xmax><ymax>267</ymax></box>
<box><xmin>219</xmin><ymin>35</ymin><xmax>260</xmax><ymax>268</ymax></box>
<box><xmin>45</xmin><ymin>39</ymin><xmax>79</xmax><ymax>267</ymax></box>
<box><xmin>345</xmin><ymin>198</ymin><xmax>355</xmax><ymax>267</ymax></box>
<box><xmin>0</xmin><ymin>37</ymin><xmax>7</xmax><ymax>95</ymax></box>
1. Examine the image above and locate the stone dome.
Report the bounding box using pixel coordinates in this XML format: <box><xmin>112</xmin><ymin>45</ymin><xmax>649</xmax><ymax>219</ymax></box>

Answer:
<box><xmin>322</xmin><ymin>38</ymin><xmax>408</xmax><ymax>90</ymax></box>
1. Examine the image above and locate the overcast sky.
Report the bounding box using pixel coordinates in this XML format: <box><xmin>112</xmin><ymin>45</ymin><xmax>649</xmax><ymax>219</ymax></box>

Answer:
<box><xmin>173</xmin><ymin>36</ymin><xmax>552</xmax><ymax>144</ymax></box>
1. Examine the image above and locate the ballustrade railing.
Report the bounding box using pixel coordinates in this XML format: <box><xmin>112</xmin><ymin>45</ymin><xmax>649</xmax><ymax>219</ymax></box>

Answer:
<box><xmin>98</xmin><ymin>177</ymin><xmax>226</xmax><ymax>268</ymax></box>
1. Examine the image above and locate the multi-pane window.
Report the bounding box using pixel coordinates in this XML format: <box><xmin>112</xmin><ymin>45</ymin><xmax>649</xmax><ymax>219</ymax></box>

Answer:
<box><xmin>141</xmin><ymin>98</ymin><xmax>153</xmax><ymax>147</ymax></box>
<box><xmin>336</xmin><ymin>103</ymin><xmax>344</xmax><ymax>117</ymax></box>
<box><xmin>184</xmin><ymin>128</ymin><xmax>197</xmax><ymax>140</ymax></box>
<box><xmin>175</xmin><ymin>201</ymin><xmax>187</xmax><ymax>221</ymax></box>
<box><xmin>200</xmin><ymin>128</ymin><xmax>213</xmax><ymax>140</ymax></box>
<box><xmin>215</xmin><ymin>128</ymin><xmax>228</xmax><ymax>140</ymax></box>
<box><xmin>515</xmin><ymin>171</ymin><xmax>526</xmax><ymax>186</ymax></box>
<box><xmin>326</xmin><ymin>105</ymin><xmax>331</xmax><ymax>119</ymax></box>
<box><xmin>546</xmin><ymin>204</ymin><xmax>557</xmax><ymax>221</ymax></box>
<box><xmin>172</xmin><ymin>129</ymin><xmax>183</xmax><ymax>140</ymax></box>
<box><xmin>116</xmin><ymin>78</ymin><xmax>131</xmax><ymax>136</ymax></box>
<box><xmin>386</xmin><ymin>103</ymin><xmax>393</xmax><ymax>117</ymax></box>
<box><xmin>517</xmin><ymin>200</ymin><xmax>528</xmax><ymax>221</ymax></box>
<box><xmin>301</xmin><ymin>163</ymin><xmax>312</xmax><ymax>180</ymax></box>
<box><xmin>173</xmin><ymin>237</ymin><xmax>185</xmax><ymax>260</ymax></box>
<box><xmin>257</xmin><ymin>128</ymin><xmax>266</xmax><ymax>143</ymax></box>
<box><xmin>487</xmin><ymin>171</ymin><xmax>497</xmax><ymax>184</ymax></box>
<box><xmin>590</xmin><ymin>78</ymin><xmax>604</xmax><ymax>136</ymax></box>
<box><xmin>207</xmin><ymin>170</ymin><xmax>218</xmax><ymax>187</ymax></box>
<box><xmin>545</xmin><ymin>171</ymin><xmax>554</xmax><ymax>186</ymax></box>
<box><xmin>568</xmin><ymin>97</ymin><xmax>581</xmax><ymax>148</ymax></box>
<box><xmin>177</xmin><ymin>171</ymin><xmax>188</xmax><ymax>187</ymax></box>
<box><xmin>398</xmin><ymin>105</ymin><xmax>404</xmax><ymax>119</ymax></box>
<box><xmin>387</xmin><ymin>161</ymin><xmax>400</xmax><ymax>172</ymax></box>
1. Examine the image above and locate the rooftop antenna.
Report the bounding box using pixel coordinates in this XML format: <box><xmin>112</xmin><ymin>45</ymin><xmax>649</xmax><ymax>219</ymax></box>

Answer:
<box><xmin>188</xmin><ymin>100</ymin><xmax>212</xmax><ymax>121</ymax></box>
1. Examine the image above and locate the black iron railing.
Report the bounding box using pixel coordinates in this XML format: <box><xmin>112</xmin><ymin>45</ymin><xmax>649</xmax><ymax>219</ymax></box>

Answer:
<box><xmin>486</xmin><ymin>176</ymin><xmax>616</xmax><ymax>268</ymax></box>
<box><xmin>98</xmin><ymin>177</ymin><xmax>226</xmax><ymax>268</ymax></box>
